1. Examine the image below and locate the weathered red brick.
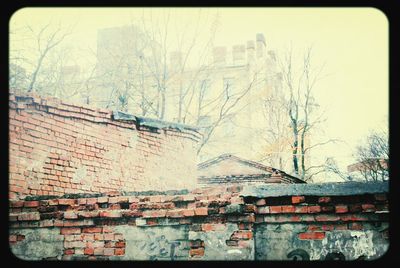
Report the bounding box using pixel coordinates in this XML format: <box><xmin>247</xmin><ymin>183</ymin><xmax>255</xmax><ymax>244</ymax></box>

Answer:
<box><xmin>10</xmin><ymin>201</ymin><xmax>24</xmax><ymax>208</ymax></box>
<box><xmin>93</xmin><ymin>247</ymin><xmax>104</xmax><ymax>256</ymax></box>
<box><xmin>18</xmin><ymin>212</ymin><xmax>40</xmax><ymax>221</ymax></box>
<box><xmin>9</xmin><ymin>235</ymin><xmax>17</xmax><ymax>242</ymax></box>
<box><xmin>321</xmin><ymin>225</ymin><xmax>334</xmax><ymax>231</ymax></box>
<box><xmin>60</xmin><ymin>228</ymin><xmax>81</xmax><ymax>235</ymax></box>
<box><xmin>269</xmin><ymin>206</ymin><xmax>282</xmax><ymax>213</ymax></box>
<box><xmin>115</xmin><ymin>248</ymin><xmax>125</xmax><ymax>255</ymax></box>
<box><xmin>64</xmin><ymin>249</ymin><xmax>75</xmax><ymax>255</ymax></box>
<box><xmin>281</xmin><ymin>205</ymin><xmax>295</xmax><ymax>213</ymax></box>
<box><xmin>40</xmin><ymin>219</ymin><xmax>55</xmax><ymax>227</ymax></box>
<box><xmin>340</xmin><ymin>214</ymin><xmax>369</xmax><ymax>222</ymax></box>
<box><xmin>166</xmin><ymin>209</ymin><xmax>184</xmax><ymax>218</ymax></box>
<box><xmin>318</xmin><ymin>197</ymin><xmax>331</xmax><ymax>203</ymax></box>
<box><xmin>189</xmin><ymin>247</ymin><xmax>204</xmax><ymax>257</ymax></box>
<box><xmin>308</xmin><ymin>225</ymin><xmax>320</xmax><ymax>231</ymax></box>
<box><xmin>230</xmin><ymin>230</ymin><xmax>253</xmax><ymax>240</ymax></box>
<box><xmin>320</xmin><ymin>206</ymin><xmax>335</xmax><ymax>212</ymax></box>
<box><xmin>290</xmin><ymin>215</ymin><xmax>302</xmax><ymax>222</ymax></box>
<box><xmin>58</xmin><ymin>199</ymin><xmax>76</xmax><ymax>206</ymax></box>
<box><xmin>298</xmin><ymin>232</ymin><xmax>325</xmax><ymax>240</ymax></box>
<box><xmin>335</xmin><ymin>205</ymin><xmax>348</xmax><ymax>213</ymax></box>
<box><xmin>146</xmin><ymin>219</ymin><xmax>158</xmax><ymax>226</ymax></box>
<box><xmin>142</xmin><ymin>210</ymin><xmax>167</xmax><ymax>218</ymax></box>
<box><xmin>77</xmin><ymin>198</ymin><xmax>87</xmax><ymax>205</ymax></box>
<box><xmin>94</xmin><ymin>233</ymin><xmax>103</xmax><ymax>240</ymax></box>
<box><xmin>201</xmin><ymin>223</ymin><xmax>226</xmax><ymax>232</ymax></box>
<box><xmin>244</xmin><ymin>204</ymin><xmax>257</xmax><ymax>213</ymax></box>
<box><xmin>78</xmin><ymin>211</ymin><xmax>99</xmax><ymax>218</ymax></box>
<box><xmin>24</xmin><ymin>201</ymin><xmax>39</xmax><ymax>207</ymax></box>
<box><xmin>362</xmin><ymin>204</ymin><xmax>376</xmax><ymax>212</ymax></box>
<box><xmin>83</xmin><ymin>227</ymin><xmax>102</xmax><ymax>233</ymax></box>
<box><xmin>115</xmin><ymin>241</ymin><xmax>126</xmax><ymax>248</ymax></box>
<box><xmin>84</xmin><ymin>248</ymin><xmax>94</xmax><ymax>255</ymax></box>
<box><xmin>128</xmin><ymin>197</ymin><xmax>140</xmax><ymax>203</ymax></box>
<box><xmin>194</xmin><ymin>207</ymin><xmax>208</xmax><ymax>216</ymax></box>
<box><xmin>292</xmin><ymin>196</ymin><xmax>305</xmax><ymax>204</ymax></box>
<box><xmin>315</xmin><ymin>215</ymin><xmax>340</xmax><ymax>222</ymax></box>
<box><xmin>99</xmin><ymin>211</ymin><xmax>122</xmax><ymax>218</ymax></box>
<box><xmin>64</xmin><ymin>211</ymin><xmax>78</xmax><ymax>219</ymax></box>
<box><xmin>54</xmin><ymin>220</ymin><xmax>64</xmax><ymax>227</ymax></box>
<box><xmin>97</xmin><ymin>196</ymin><xmax>108</xmax><ymax>203</ymax></box>
<box><xmin>182</xmin><ymin>209</ymin><xmax>195</xmax><ymax>217</ymax></box>
<box><xmin>307</xmin><ymin>206</ymin><xmax>321</xmax><ymax>213</ymax></box>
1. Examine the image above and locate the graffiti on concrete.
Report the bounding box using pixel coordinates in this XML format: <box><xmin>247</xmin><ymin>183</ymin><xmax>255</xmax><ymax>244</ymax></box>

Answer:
<box><xmin>287</xmin><ymin>249</ymin><xmax>310</xmax><ymax>260</ymax></box>
<box><xmin>137</xmin><ymin>233</ymin><xmax>181</xmax><ymax>260</ymax></box>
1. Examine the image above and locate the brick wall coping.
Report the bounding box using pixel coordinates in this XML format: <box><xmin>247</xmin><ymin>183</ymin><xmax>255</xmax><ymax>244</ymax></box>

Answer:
<box><xmin>13</xmin><ymin>182</ymin><xmax>388</xmax><ymax>202</ymax></box>
<box><xmin>9</xmin><ymin>93</ymin><xmax>202</xmax><ymax>141</ymax></box>
<box><xmin>241</xmin><ymin>181</ymin><xmax>389</xmax><ymax>197</ymax></box>
<box><xmin>113</xmin><ymin>111</ymin><xmax>200</xmax><ymax>133</ymax></box>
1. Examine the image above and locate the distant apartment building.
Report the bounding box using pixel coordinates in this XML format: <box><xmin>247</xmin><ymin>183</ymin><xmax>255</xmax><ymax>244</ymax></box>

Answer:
<box><xmin>347</xmin><ymin>159</ymin><xmax>389</xmax><ymax>173</ymax></box>
<box><xmin>93</xmin><ymin>26</ymin><xmax>309</xmax><ymax>176</ymax></box>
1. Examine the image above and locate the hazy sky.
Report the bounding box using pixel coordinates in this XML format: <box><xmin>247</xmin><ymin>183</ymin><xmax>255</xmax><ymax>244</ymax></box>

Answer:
<box><xmin>10</xmin><ymin>8</ymin><xmax>388</xmax><ymax>179</ymax></box>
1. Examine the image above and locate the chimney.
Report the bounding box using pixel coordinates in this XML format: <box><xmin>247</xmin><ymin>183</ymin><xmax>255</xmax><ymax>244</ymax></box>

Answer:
<box><xmin>256</xmin><ymin>33</ymin><xmax>266</xmax><ymax>58</ymax></box>
<box><xmin>246</xmin><ymin>40</ymin><xmax>255</xmax><ymax>64</ymax></box>
<box><xmin>232</xmin><ymin>45</ymin><xmax>246</xmax><ymax>65</ymax></box>
<box><xmin>213</xmin><ymin>46</ymin><xmax>227</xmax><ymax>66</ymax></box>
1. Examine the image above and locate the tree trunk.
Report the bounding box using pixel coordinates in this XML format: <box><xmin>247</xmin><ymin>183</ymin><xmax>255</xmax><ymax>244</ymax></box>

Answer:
<box><xmin>160</xmin><ymin>90</ymin><xmax>166</xmax><ymax>120</ymax></box>
<box><xmin>292</xmin><ymin>139</ymin><xmax>299</xmax><ymax>175</ymax></box>
<box><xmin>28</xmin><ymin>54</ymin><xmax>45</xmax><ymax>93</ymax></box>
<box><xmin>300</xmin><ymin>135</ymin><xmax>306</xmax><ymax>180</ymax></box>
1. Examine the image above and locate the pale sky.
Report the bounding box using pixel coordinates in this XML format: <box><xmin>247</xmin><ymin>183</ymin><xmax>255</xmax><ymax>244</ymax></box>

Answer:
<box><xmin>10</xmin><ymin>8</ymin><xmax>389</xmax><ymax>180</ymax></box>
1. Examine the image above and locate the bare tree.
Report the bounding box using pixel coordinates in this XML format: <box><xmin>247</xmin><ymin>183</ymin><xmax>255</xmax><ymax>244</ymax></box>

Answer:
<box><xmin>276</xmin><ymin>46</ymin><xmax>335</xmax><ymax>181</ymax></box>
<box><xmin>261</xmin><ymin>80</ymin><xmax>291</xmax><ymax>170</ymax></box>
<box><xmin>27</xmin><ymin>24</ymin><xmax>72</xmax><ymax>93</ymax></box>
<box><xmin>196</xmin><ymin>72</ymin><xmax>261</xmax><ymax>155</ymax></box>
<box><xmin>353</xmin><ymin>130</ymin><xmax>389</xmax><ymax>181</ymax></box>
<box><xmin>9</xmin><ymin>22</ymin><xmax>73</xmax><ymax>95</ymax></box>
<box><xmin>324</xmin><ymin>129</ymin><xmax>389</xmax><ymax>182</ymax></box>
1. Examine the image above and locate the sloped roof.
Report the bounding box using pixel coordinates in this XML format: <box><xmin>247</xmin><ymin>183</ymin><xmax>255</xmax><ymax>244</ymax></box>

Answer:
<box><xmin>198</xmin><ymin>154</ymin><xmax>305</xmax><ymax>183</ymax></box>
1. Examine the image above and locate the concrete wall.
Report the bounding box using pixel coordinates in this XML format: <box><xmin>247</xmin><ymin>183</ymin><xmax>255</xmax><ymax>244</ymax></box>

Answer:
<box><xmin>9</xmin><ymin>182</ymin><xmax>389</xmax><ymax>260</ymax></box>
<box><xmin>9</xmin><ymin>93</ymin><xmax>201</xmax><ymax>200</ymax></box>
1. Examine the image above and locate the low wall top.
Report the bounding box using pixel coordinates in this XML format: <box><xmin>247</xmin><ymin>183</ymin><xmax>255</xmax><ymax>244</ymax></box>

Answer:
<box><xmin>241</xmin><ymin>181</ymin><xmax>389</xmax><ymax>197</ymax></box>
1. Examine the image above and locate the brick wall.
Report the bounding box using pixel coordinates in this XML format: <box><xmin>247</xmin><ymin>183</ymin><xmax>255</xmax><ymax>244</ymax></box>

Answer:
<box><xmin>9</xmin><ymin>182</ymin><xmax>389</xmax><ymax>260</ymax></box>
<box><xmin>9</xmin><ymin>93</ymin><xmax>201</xmax><ymax>200</ymax></box>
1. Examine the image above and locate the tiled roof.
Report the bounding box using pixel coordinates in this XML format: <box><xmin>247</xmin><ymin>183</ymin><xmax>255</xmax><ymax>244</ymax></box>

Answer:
<box><xmin>198</xmin><ymin>154</ymin><xmax>306</xmax><ymax>184</ymax></box>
